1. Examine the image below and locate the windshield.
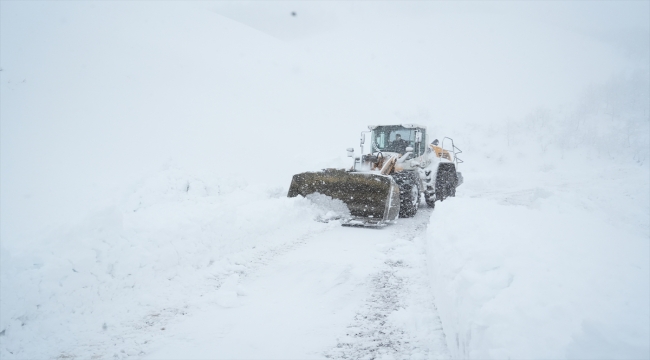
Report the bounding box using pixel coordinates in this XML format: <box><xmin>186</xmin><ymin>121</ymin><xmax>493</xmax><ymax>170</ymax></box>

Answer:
<box><xmin>372</xmin><ymin>126</ymin><xmax>419</xmax><ymax>154</ymax></box>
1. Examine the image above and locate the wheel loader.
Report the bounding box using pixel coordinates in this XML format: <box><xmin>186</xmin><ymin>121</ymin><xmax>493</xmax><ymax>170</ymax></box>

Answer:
<box><xmin>287</xmin><ymin>124</ymin><xmax>463</xmax><ymax>226</ymax></box>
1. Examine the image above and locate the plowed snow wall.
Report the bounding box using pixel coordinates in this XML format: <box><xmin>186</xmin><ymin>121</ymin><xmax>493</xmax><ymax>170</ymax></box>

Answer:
<box><xmin>426</xmin><ymin>183</ymin><xmax>649</xmax><ymax>359</ymax></box>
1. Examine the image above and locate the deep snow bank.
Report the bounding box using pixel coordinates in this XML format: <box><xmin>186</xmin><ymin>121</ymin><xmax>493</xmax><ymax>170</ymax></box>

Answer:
<box><xmin>426</xmin><ymin>159</ymin><xmax>649</xmax><ymax>359</ymax></box>
<box><xmin>0</xmin><ymin>167</ymin><xmax>341</xmax><ymax>359</ymax></box>
<box><xmin>425</xmin><ymin>72</ymin><xmax>649</xmax><ymax>358</ymax></box>
<box><xmin>0</xmin><ymin>1</ymin><xmax>354</xmax><ymax>248</ymax></box>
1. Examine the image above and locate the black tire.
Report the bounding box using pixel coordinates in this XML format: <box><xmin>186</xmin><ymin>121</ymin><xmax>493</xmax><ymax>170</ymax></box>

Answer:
<box><xmin>425</xmin><ymin>192</ymin><xmax>436</xmax><ymax>208</ymax></box>
<box><xmin>392</xmin><ymin>171</ymin><xmax>420</xmax><ymax>218</ymax></box>
<box><xmin>456</xmin><ymin>171</ymin><xmax>463</xmax><ymax>187</ymax></box>
<box><xmin>435</xmin><ymin>164</ymin><xmax>457</xmax><ymax>202</ymax></box>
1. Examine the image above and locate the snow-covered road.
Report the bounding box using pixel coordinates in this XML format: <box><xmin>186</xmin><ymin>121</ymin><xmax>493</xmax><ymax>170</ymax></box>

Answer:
<box><xmin>143</xmin><ymin>209</ymin><xmax>449</xmax><ymax>360</ymax></box>
<box><xmin>0</xmin><ymin>168</ymin><xmax>453</xmax><ymax>360</ymax></box>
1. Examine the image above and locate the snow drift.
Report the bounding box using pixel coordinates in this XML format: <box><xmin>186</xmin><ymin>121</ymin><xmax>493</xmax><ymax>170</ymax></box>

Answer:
<box><xmin>426</xmin><ymin>91</ymin><xmax>650</xmax><ymax>358</ymax></box>
<box><xmin>0</xmin><ymin>166</ymin><xmax>341</xmax><ymax>358</ymax></box>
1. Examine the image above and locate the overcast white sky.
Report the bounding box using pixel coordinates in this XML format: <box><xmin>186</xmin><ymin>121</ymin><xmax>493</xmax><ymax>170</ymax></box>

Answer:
<box><xmin>208</xmin><ymin>1</ymin><xmax>649</xmax><ymax>121</ymax></box>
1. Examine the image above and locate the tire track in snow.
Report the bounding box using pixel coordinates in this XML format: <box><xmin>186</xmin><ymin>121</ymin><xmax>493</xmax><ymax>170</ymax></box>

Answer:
<box><xmin>325</xmin><ymin>208</ymin><xmax>450</xmax><ymax>360</ymax></box>
<box><xmin>71</xmin><ymin>207</ymin><xmax>448</xmax><ymax>360</ymax></box>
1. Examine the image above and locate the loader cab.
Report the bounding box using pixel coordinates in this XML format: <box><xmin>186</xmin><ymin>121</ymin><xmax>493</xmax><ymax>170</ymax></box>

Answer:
<box><xmin>369</xmin><ymin>125</ymin><xmax>426</xmax><ymax>157</ymax></box>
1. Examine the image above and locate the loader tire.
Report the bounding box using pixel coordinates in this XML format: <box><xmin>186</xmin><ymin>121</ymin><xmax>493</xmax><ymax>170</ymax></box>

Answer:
<box><xmin>425</xmin><ymin>193</ymin><xmax>435</xmax><ymax>208</ymax></box>
<box><xmin>435</xmin><ymin>163</ymin><xmax>457</xmax><ymax>202</ymax></box>
<box><xmin>393</xmin><ymin>171</ymin><xmax>420</xmax><ymax>218</ymax></box>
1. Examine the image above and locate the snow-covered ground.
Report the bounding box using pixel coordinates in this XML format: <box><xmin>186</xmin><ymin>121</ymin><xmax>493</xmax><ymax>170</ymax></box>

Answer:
<box><xmin>429</xmin><ymin>155</ymin><xmax>649</xmax><ymax>359</ymax></box>
<box><xmin>1</xmin><ymin>2</ymin><xmax>648</xmax><ymax>359</ymax></box>
<box><xmin>1</xmin><ymin>166</ymin><xmax>450</xmax><ymax>359</ymax></box>
<box><xmin>2</xmin><ymin>154</ymin><xmax>647</xmax><ymax>359</ymax></box>
<box><xmin>143</xmin><ymin>210</ymin><xmax>447</xmax><ymax>360</ymax></box>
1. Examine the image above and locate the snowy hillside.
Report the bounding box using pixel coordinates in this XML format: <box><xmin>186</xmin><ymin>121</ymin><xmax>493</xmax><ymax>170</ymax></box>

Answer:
<box><xmin>425</xmin><ymin>77</ymin><xmax>649</xmax><ymax>357</ymax></box>
<box><xmin>1</xmin><ymin>2</ymin><xmax>648</xmax><ymax>359</ymax></box>
<box><xmin>428</xmin><ymin>130</ymin><xmax>649</xmax><ymax>358</ymax></box>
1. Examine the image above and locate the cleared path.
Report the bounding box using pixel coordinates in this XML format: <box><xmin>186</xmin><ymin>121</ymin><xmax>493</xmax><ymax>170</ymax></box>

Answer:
<box><xmin>144</xmin><ymin>209</ymin><xmax>448</xmax><ymax>359</ymax></box>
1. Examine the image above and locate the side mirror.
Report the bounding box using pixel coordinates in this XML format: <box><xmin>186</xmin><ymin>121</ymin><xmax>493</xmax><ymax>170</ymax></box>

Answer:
<box><xmin>405</xmin><ymin>146</ymin><xmax>414</xmax><ymax>152</ymax></box>
<box><xmin>415</xmin><ymin>131</ymin><xmax>422</xmax><ymax>143</ymax></box>
<box><xmin>346</xmin><ymin>148</ymin><xmax>355</xmax><ymax>157</ymax></box>
<box><xmin>360</xmin><ymin>133</ymin><xmax>365</xmax><ymax>145</ymax></box>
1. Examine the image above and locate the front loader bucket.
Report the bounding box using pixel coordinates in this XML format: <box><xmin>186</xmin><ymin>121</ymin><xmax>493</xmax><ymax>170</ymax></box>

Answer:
<box><xmin>288</xmin><ymin>169</ymin><xmax>400</xmax><ymax>226</ymax></box>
